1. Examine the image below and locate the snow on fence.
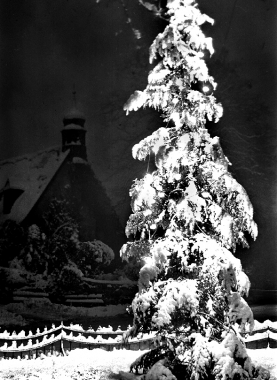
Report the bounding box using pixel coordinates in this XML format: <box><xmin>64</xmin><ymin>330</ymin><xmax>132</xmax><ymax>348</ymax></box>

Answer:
<box><xmin>244</xmin><ymin>320</ymin><xmax>277</xmax><ymax>349</ymax></box>
<box><xmin>0</xmin><ymin>320</ymin><xmax>276</xmax><ymax>360</ymax></box>
<box><xmin>0</xmin><ymin>323</ymin><xmax>155</xmax><ymax>360</ymax></box>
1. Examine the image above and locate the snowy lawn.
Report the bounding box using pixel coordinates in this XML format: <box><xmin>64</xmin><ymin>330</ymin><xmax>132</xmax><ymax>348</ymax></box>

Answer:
<box><xmin>0</xmin><ymin>348</ymin><xmax>147</xmax><ymax>380</ymax></box>
<box><xmin>0</xmin><ymin>347</ymin><xmax>276</xmax><ymax>380</ymax></box>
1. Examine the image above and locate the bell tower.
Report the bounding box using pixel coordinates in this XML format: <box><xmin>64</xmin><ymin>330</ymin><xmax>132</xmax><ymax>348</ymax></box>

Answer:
<box><xmin>61</xmin><ymin>94</ymin><xmax>87</xmax><ymax>161</ymax></box>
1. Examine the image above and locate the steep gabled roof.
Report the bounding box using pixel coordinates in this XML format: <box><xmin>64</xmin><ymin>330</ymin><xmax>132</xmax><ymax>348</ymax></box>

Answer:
<box><xmin>0</xmin><ymin>147</ymin><xmax>69</xmax><ymax>223</ymax></box>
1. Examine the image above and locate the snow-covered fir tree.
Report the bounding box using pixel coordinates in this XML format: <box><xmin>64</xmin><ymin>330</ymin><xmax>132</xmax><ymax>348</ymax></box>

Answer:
<box><xmin>120</xmin><ymin>1</ymin><xmax>268</xmax><ymax>379</ymax></box>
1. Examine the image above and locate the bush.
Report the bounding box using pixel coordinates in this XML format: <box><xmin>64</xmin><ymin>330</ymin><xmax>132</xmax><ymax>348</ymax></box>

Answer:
<box><xmin>47</xmin><ymin>262</ymin><xmax>84</xmax><ymax>302</ymax></box>
<box><xmin>76</xmin><ymin>240</ymin><xmax>115</xmax><ymax>277</ymax></box>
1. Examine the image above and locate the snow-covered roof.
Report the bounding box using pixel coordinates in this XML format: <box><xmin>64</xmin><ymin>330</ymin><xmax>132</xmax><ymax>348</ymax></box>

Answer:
<box><xmin>0</xmin><ymin>147</ymin><xmax>70</xmax><ymax>223</ymax></box>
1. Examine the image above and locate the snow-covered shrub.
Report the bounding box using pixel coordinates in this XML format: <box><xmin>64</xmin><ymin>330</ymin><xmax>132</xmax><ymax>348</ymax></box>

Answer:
<box><xmin>48</xmin><ymin>261</ymin><xmax>84</xmax><ymax>298</ymax></box>
<box><xmin>87</xmin><ymin>240</ymin><xmax>114</xmax><ymax>265</ymax></box>
<box><xmin>77</xmin><ymin>240</ymin><xmax>115</xmax><ymax>276</ymax></box>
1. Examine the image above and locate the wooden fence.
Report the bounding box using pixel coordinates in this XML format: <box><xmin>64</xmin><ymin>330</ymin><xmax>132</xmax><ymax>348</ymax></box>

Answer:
<box><xmin>0</xmin><ymin>323</ymin><xmax>156</xmax><ymax>359</ymax></box>
<box><xmin>244</xmin><ymin>323</ymin><xmax>277</xmax><ymax>349</ymax></box>
<box><xmin>0</xmin><ymin>321</ymin><xmax>276</xmax><ymax>360</ymax></box>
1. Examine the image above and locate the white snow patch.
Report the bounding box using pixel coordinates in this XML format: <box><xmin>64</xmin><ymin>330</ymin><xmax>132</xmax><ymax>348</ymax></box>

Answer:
<box><xmin>247</xmin><ymin>347</ymin><xmax>277</xmax><ymax>377</ymax></box>
<box><xmin>0</xmin><ymin>347</ymin><xmax>275</xmax><ymax>380</ymax></box>
<box><xmin>0</xmin><ymin>348</ymin><xmax>147</xmax><ymax>375</ymax></box>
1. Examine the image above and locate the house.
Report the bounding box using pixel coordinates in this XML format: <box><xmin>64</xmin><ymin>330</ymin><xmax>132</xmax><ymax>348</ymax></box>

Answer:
<box><xmin>0</xmin><ymin>108</ymin><xmax>125</xmax><ymax>259</ymax></box>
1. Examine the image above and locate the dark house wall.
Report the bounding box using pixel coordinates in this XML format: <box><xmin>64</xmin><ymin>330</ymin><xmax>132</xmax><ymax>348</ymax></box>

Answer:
<box><xmin>23</xmin><ymin>159</ymin><xmax>126</xmax><ymax>259</ymax></box>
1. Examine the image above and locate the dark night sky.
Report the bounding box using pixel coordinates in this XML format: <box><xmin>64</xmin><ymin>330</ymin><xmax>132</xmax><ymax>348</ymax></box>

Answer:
<box><xmin>0</xmin><ymin>0</ymin><xmax>277</xmax><ymax>288</ymax></box>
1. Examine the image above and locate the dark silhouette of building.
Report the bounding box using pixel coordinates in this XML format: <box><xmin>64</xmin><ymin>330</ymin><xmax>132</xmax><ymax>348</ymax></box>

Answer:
<box><xmin>0</xmin><ymin>108</ymin><xmax>125</xmax><ymax>258</ymax></box>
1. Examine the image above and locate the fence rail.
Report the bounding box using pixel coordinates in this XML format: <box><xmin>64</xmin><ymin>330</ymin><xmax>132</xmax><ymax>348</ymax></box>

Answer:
<box><xmin>0</xmin><ymin>322</ymin><xmax>276</xmax><ymax>359</ymax></box>
<box><xmin>0</xmin><ymin>323</ymin><xmax>155</xmax><ymax>359</ymax></box>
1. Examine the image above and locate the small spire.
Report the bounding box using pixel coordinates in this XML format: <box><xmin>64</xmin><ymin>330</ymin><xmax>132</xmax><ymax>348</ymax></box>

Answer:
<box><xmin>63</xmin><ymin>86</ymin><xmax>86</xmax><ymax>122</ymax></box>
<box><xmin>72</xmin><ymin>83</ymin><xmax>77</xmax><ymax>107</ymax></box>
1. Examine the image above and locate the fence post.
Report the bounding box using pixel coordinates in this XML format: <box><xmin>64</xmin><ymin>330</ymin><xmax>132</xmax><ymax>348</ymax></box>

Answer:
<box><xmin>60</xmin><ymin>321</ymin><xmax>65</xmax><ymax>356</ymax></box>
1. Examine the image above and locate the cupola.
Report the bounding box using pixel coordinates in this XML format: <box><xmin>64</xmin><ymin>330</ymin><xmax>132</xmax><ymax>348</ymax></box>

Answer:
<box><xmin>61</xmin><ymin>106</ymin><xmax>87</xmax><ymax>161</ymax></box>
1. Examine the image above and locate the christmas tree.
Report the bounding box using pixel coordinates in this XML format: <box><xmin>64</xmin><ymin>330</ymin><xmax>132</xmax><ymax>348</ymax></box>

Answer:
<box><xmin>120</xmin><ymin>1</ymin><xmax>266</xmax><ymax>379</ymax></box>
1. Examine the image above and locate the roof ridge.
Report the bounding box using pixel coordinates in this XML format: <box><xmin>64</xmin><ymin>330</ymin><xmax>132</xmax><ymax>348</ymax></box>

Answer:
<box><xmin>0</xmin><ymin>146</ymin><xmax>61</xmax><ymax>166</ymax></box>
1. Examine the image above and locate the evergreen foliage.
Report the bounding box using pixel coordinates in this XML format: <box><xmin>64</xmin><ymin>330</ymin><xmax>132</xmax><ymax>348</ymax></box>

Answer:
<box><xmin>121</xmin><ymin>1</ymin><xmax>267</xmax><ymax>379</ymax></box>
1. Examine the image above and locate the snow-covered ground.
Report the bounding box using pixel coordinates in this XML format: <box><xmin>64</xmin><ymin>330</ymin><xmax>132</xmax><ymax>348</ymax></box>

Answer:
<box><xmin>0</xmin><ymin>348</ymin><xmax>144</xmax><ymax>380</ymax></box>
<box><xmin>0</xmin><ymin>347</ymin><xmax>276</xmax><ymax>380</ymax></box>
<box><xmin>249</xmin><ymin>348</ymin><xmax>277</xmax><ymax>378</ymax></box>
<box><xmin>0</xmin><ymin>301</ymin><xmax>276</xmax><ymax>379</ymax></box>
